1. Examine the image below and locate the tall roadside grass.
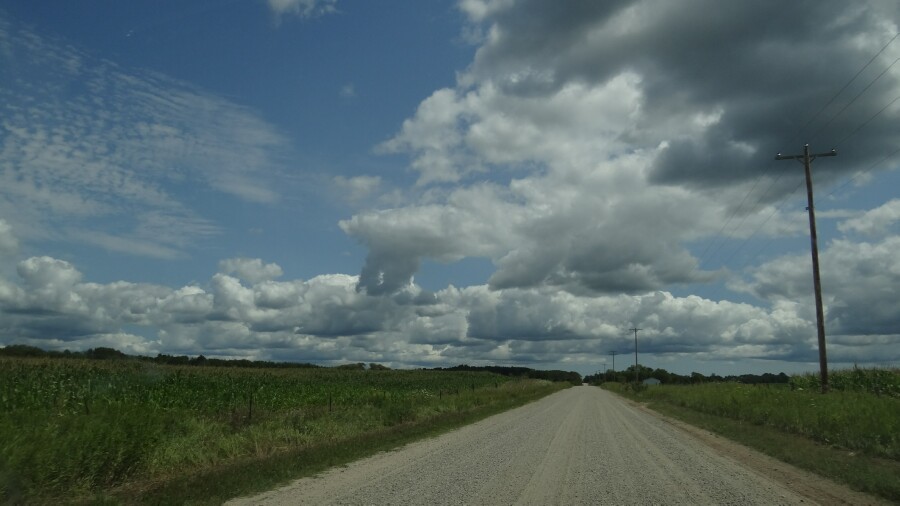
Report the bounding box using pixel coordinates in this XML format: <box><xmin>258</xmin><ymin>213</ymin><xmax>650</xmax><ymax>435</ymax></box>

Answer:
<box><xmin>607</xmin><ymin>382</ymin><xmax>898</xmax><ymax>459</ymax></box>
<box><xmin>0</xmin><ymin>358</ymin><xmax>567</xmax><ymax>504</ymax></box>
<box><xmin>790</xmin><ymin>366</ymin><xmax>900</xmax><ymax>397</ymax></box>
<box><xmin>603</xmin><ymin>367</ymin><xmax>900</xmax><ymax>501</ymax></box>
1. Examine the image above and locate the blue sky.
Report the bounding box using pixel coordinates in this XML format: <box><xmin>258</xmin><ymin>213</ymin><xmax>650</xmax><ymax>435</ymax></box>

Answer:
<box><xmin>1</xmin><ymin>0</ymin><xmax>899</xmax><ymax>376</ymax></box>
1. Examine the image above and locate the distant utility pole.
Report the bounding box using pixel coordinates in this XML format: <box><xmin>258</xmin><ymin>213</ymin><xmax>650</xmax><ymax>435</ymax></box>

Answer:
<box><xmin>630</xmin><ymin>328</ymin><xmax>641</xmax><ymax>383</ymax></box>
<box><xmin>608</xmin><ymin>351</ymin><xmax>618</xmax><ymax>372</ymax></box>
<box><xmin>776</xmin><ymin>144</ymin><xmax>836</xmax><ymax>394</ymax></box>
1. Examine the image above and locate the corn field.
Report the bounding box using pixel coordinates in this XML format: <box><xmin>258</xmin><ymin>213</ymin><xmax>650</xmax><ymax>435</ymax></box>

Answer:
<box><xmin>789</xmin><ymin>366</ymin><xmax>900</xmax><ymax>397</ymax></box>
<box><xmin>0</xmin><ymin>358</ymin><xmax>506</xmax><ymax>416</ymax></box>
<box><xmin>0</xmin><ymin>357</ymin><xmax>556</xmax><ymax>502</ymax></box>
<box><xmin>604</xmin><ymin>369</ymin><xmax>900</xmax><ymax>461</ymax></box>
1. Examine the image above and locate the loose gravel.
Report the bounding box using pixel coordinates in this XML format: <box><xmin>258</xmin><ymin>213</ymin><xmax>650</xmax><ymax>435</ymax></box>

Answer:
<box><xmin>227</xmin><ymin>386</ymin><xmax>864</xmax><ymax>505</ymax></box>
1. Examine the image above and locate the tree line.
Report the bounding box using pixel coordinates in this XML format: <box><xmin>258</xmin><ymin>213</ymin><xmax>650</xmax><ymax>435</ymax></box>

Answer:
<box><xmin>0</xmin><ymin>344</ymin><xmax>321</xmax><ymax>369</ymax></box>
<box><xmin>0</xmin><ymin>344</ymin><xmax>583</xmax><ymax>383</ymax></box>
<box><xmin>582</xmin><ymin>364</ymin><xmax>789</xmax><ymax>385</ymax></box>
<box><xmin>434</xmin><ymin>364</ymin><xmax>583</xmax><ymax>385</ymax></box>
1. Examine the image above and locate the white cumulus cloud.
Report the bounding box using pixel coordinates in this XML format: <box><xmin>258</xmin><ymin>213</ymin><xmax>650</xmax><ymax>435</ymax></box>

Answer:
<box><xmin>219</xmin><ymin>258</ymin><xmax>284</xmax><ymax>284</ymax></box>
<box><xmin>837</xmin><ymin>199</ymin><xmax>900</xmax><ymax>236</ymax></box>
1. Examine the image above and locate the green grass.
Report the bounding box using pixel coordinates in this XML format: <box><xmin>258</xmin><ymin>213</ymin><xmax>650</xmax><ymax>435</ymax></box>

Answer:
<box><xmin>110</xmin><ymin>380</ymin><xmax>562</xmax><ymax>505</ymax></box>
<box><xmin>0</xmin><ymin>358</ymin><xmax>567</xmax><ymax>504</ymax></box>
<box><xmin>603</xmin><ymin>369</ymin><xmax>900</xmax><ymax>502</ymax></box>
<box><xmin>790</xmin><ymin>366</ymin><xmax>900</xmax><ymax>397</ymax></box>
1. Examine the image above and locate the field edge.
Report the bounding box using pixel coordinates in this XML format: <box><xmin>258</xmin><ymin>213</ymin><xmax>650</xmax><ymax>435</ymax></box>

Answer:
<box><xmin>603</xmin><ymin>386</ymin><xmax>897</xmax><ymax>504</ymax></box>
<box><xmin>85</xmin><ymin>382</ymin><xmax>570</xmax><ymax>505</ymax></box>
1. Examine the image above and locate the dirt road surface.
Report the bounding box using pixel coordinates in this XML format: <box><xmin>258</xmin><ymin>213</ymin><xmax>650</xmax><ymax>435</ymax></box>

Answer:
<box><xmin>228</xmin><ymin>386</ymin><xmax>880</xmax><ymax>505</ymax></box>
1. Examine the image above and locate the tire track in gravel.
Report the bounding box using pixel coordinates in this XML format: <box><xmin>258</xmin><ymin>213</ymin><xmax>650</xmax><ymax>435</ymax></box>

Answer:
<box><xmin>228</xmin><ymin>386</ymin><xmax>881</xmax><ymax>505</ymax></box>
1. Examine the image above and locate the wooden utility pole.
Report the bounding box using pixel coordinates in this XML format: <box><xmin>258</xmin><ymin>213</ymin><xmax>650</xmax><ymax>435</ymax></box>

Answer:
<box><xmin>630</xmin><ymin>328</ymin><xmax>641</xmax><ymax>383</ymax></box>
<box><xmin>775</xmin><ymin>144</ymin><xmax>836</xmax><ymax>393</ymax></box>
<box><xmin>608</xmin><ymin>351</ymin><xmax>618</xmax><ymax>372</ymax></box>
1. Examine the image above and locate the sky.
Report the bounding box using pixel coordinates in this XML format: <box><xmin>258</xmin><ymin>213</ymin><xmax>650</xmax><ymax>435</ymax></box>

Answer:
<box><xmin>1</xmin><ymin>0</ymin><xmax>899</xmax><ymax>377</ymax></box>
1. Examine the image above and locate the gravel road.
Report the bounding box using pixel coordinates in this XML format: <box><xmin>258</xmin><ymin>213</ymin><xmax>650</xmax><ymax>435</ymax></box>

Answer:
<box><xmin>228</xmin><ymin>386</ymin><xmax>863</xmax><ymax>505</ymax></box>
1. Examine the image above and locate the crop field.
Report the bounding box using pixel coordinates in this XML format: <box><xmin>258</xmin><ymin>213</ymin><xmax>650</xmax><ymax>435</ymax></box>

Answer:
<box><xmin>603</xmin><ymin>367</ymin><xmax>900</xmax><ymax>500</ymax></box>
<box><xmin>789</xmin><ymin>366</ymin><xmax>900</xmax><ymax>397</ymax></box>
<box><xmin>606</xmin><ymin>368</ymin><xmax>899</xmax><ymax>459</ymax></box>
<box><xmin>0</xmin><ymin>357</ymin><xmax>563</xmax><ymax>503</ymax></box>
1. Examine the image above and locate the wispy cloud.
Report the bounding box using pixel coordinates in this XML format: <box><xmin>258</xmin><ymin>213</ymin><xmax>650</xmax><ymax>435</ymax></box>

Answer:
<box><xmin>266</xmin><ymin>0</ymin><xmax>338</xmax><ymax>19</ymax></box>
<box><xmin>339</xmin><ymin>83</ymin><xmax>356</xmax><ymax>99</ymax></box>
<box><xmin>333</xmin><ymin>175</ymin><xmax>380</xmax><ymax>203</ymax></box>
<box><xmin>0</xmin><ymin>13</ymin><xmax>294</xmax><ymax>258</ymax></box>
<box><xmin>0</xmin><ymin>218</ymin><xmax>17</xmax><ymax>257</ymax></box>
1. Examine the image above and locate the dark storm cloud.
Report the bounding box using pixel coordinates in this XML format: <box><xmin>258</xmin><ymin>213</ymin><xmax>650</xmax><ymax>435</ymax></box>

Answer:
<box><xmin>357</xmin><ymin>250</ymin><xmax>421</xmax><ymax>296</ymax></box>
<box><xmin>469</xmin><ymin>0</ymin><xmax>900</xmax><ymax>189</ymax></box>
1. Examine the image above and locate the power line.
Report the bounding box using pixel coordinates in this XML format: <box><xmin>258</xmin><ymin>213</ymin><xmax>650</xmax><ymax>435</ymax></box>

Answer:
<box><xmin>697</xmin><ymin>166</ymin><xmax>789</xmax><ymax>275</ymax></box>
<box><xmin>695</xmin><ymin>171</ymin><xmax>769</xmax><ymax>268</ymax></box>
<box><xmin>732</xmin><ymin>177</ymin><xmax>807</xmax><ymax>273</ymax></box>
<box><xmin>825</xmin><ymin>145</ymin><xmax>900</xmax><ymax>199</ymax></box>
<box><xmin>700</xmin><ymin>33</ymin><xmax>898</xmax><ymax>274</ymax></box>
<box><xmin>793</xmin><ymin>31</ymin><xmax>899</xmax><ymax>143</ymax></box>
<box><xmin>809</xmin><ymin>56</ymin><xmax>900</xmax><ymax>144</ymax></box>
<box><xmin>713</xmin><ymin>172</ymin><xmax>784</xmax><ymax>255</ymax></box>
<box><xmin>833</xmin><ymin>93</ymin><xmax>900</xmax><ymax>148</ymax></box>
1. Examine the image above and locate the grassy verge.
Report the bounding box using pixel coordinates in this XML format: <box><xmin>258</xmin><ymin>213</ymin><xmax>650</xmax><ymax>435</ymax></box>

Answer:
<box><xmin>0</xmin><ymin>358</ymin><xmax>570</xmax><ymax>504</ymax></box>
<box><xmin>0</xmin><ymin>358</ymin><xmax>562</xmax><ymax>504</ymax></box>
<box><xmin>107</xmin><ymin>381</ymin><xmax>565</xmax><ymax>505</ymax></box>
<box><xmin>603</xmin><ymin>381</ymin><xmax>900</xmax><ymax>502</ymax></box>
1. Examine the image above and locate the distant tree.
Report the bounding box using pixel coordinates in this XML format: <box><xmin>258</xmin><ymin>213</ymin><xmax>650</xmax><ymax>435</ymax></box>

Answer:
<box><xmin>85</xmin><ymin>347</ymin><xmax>128</xmax><ymax>360</ymax></box>
<box><xmin>622</xmin><ymin>364</ymin><xmax>654</xmax><ymax>382</ymax></box>
<box><xmin>587</xmin><ymin>365</ymin><xmax>791</xmax><ymax>387</ymax></box>
<box><xmin>154</xmin><ymin>353</ymin><xmax>189</xmax><ymax>366</ymax></box>
<box><xmin>0</xmin><ymin>344</ymin><xmax>47</xmax><ymax>357</ymax></box>
<box><xmin>336</xmin><ymin>362</ymin><xmax>366</xmax><ymax>370</ymax></box>
<box><xmin>651</xmin><ymin>368</ymin><xmax>672</xmax><ymax>384</ymax></box>
<box><xmin>189</xmin><ymin>354</ymin><xmax>208</xmax><ymax>366</ymax></box>
<box><xmin>436</xmin><ymin>364</ymin><xmax>581</xmax><ymax>384</ymax></box>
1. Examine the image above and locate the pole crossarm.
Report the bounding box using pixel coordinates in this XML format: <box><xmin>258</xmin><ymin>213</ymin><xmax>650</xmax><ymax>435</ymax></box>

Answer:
<box><xmin>775</xmin><ymin>148</ymin><xmax>836</xmax><ymax>162</ymax></box>
<box><xmin>774</xmin><ymin>144</ymin><xmax>836</xmax><ymax>393</ymax></box>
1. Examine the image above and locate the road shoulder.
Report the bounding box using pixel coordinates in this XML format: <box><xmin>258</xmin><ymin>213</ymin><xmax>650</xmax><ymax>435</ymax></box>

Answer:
<box><xmin>617</xmin><ymin>394</ymin><xmax>889</xmax><ymax>506</ymax></box>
